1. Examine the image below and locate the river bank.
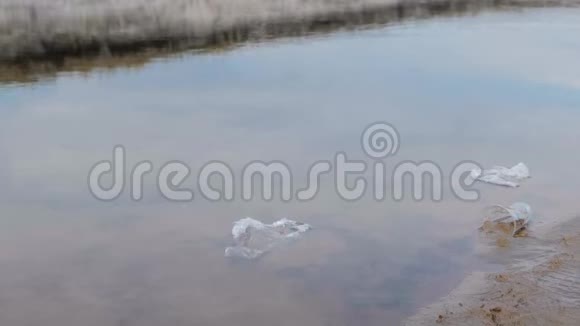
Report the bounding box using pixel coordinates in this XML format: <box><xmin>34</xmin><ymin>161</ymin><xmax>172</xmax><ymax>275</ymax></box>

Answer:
<box><xmin>1</xmin><ymin>0</ymin><xmax>578</xmax><ymax>62</ymax></box>
<box><xmin>2</xmin><ymin>0</ymin><xmax>579</xmax><ymax>85</ymax></box>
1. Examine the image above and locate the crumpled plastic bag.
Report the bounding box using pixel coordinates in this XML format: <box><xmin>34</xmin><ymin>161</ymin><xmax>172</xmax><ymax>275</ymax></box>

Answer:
<box><xmin>225</xmin><ymin>218</ymin><xmax>311</xmax><ymax>259</ymax></box>
<box><xmin>470</xmin><ymin>162</ymin><xmax>530</xmax><ymax>187</ymax></box>
<box><xmin>481</xmin><ymin>202</ymin><xmax>533</xmax><ymax>236</ymax></box>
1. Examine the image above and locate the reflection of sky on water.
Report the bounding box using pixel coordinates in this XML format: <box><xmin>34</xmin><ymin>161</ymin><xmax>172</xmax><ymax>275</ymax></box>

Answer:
<box><xmin>0</xmin><ymin>7</ymin><xmax>579</xmax><ymax>326</ymax></box>
<box><xmin>1</xmin><ymin>9</ymin><xmax>580</xmax><ymax>206</ymax></box>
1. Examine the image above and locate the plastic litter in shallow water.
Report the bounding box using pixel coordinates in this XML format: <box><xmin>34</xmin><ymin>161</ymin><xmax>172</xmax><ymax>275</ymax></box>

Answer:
<box><xmin>470</xmin><ymin>162</ymin><xmax>530</xmax><ymax>187</ymax></box>
<box><xmin>225</xmin><ymin>217</ymin><xmax>311</xmax><ymax>259</ymax></box>
<box><xmin>482</xmin><ymin>202</ymin><xmax>533</xmax><ymax>237</ymax></box>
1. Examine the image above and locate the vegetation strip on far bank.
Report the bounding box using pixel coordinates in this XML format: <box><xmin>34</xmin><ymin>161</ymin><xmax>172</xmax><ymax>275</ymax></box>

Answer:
<box><xmin>1</xmin><ymin>0</ymin><xmax>575</xmax><ymax>62</ymax></box>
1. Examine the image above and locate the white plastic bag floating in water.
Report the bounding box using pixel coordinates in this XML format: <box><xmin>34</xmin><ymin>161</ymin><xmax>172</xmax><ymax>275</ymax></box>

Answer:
<box><xmin>482</xmin><ymin>202</ymin><xmax>533</xmax><ymax>236</ymax></box>
<box><xmin>470</xmin><ymin>162</ymin><xmax>530</xmax><ymax>187</ymax></box>
<box><xmin>225</xmin><ymin>218</ymin><xmax>311</xmax><ymax>259</ymax></box>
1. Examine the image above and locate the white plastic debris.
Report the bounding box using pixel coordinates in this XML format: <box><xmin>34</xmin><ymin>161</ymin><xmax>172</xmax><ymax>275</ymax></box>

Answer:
<box><xmin>483</xmin><ymin>202</ymin><xmax>533</xmax><ymax>236</ymax></box>
<box><xmin>225</xmin><ymin>217</ymin><xmax>311</xmax><ymax>259</ymax></box>
<box><xmin>470</xmin><ymin>162</ymin><xmax>530</xmax><ymax>187</ymax></box>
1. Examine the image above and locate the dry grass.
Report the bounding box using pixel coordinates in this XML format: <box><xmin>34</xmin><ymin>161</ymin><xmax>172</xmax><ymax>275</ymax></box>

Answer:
<box><xmin>1</xmin><ymin>0</ymin><xmax>517</xmax><ymax>83</ymax></box>
<box><xmin>2</xmin><ymin>0</ymin><xmax>571</xmax><ymax>61</ymax></box>
<box><xmin>0</xmin><ymin>0</ymin><xmax>401</xmax><ymax>59</ymax></box>
<box><xmin>0</xmin><ymin>0</ymin><xmax>578</xmax><ymax>68</ymax></box>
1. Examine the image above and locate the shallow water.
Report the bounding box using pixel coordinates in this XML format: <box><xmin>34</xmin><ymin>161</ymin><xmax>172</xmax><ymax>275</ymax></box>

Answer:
<box><xmin>1</xmin><ymin>7</ymin><xmax>580</xmax><ymax>326</ymax></box>
<box><xmin>407</xmin><ymin>217</ymin><xmax>580</xmax><ymax>325</ymax></box>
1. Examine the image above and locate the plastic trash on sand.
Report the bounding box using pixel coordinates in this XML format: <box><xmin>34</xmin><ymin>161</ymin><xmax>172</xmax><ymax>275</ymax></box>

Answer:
<box><xmin>470</xmin><ymin>162</ymin><xmax>530</xmax><ymax>187</ymax></box>
<box><xmin>225</xmin><ymin>218</ymin><xmax>311</xmax><ymax>259</ymax></box>
<box><xmin>481</xmin><ymin>202</ymin><xmax>533</xmax><ymax>237</ymax></box>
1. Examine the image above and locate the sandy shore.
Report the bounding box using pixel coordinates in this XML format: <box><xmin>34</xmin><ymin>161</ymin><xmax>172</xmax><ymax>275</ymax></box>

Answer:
<box><xmin>1</xmin><ymin>0</ymin><xmax>578</xmax><ymax>62</ymax></box>
<box><xmin>405</xmin><ymin>216</ymin><xmax>580</xmax><ymax>325</ymax></box>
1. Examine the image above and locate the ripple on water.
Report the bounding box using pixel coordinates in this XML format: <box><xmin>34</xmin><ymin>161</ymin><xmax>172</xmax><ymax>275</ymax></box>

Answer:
<box><xmin>406</xmin><ymin>217</ymin><xmax>580</xmax><ymax>325</ymax></box>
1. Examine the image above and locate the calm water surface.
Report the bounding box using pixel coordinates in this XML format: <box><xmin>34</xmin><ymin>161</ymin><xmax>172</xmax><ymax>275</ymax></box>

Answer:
<box><xmin>1</xmin><ymin>7</ymin><xmax>580</xmax><ymax>326</ymax></box>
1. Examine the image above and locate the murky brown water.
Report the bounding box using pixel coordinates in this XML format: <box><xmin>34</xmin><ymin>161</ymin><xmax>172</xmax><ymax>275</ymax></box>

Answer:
<box><xmin>1</xmin><ymin>7</ymin><xmax>580</xmax><ymax>326</ymax></box>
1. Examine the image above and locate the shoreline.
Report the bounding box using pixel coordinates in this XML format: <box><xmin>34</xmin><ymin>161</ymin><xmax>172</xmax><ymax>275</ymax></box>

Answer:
<box><xmin>405</xmin><ymin>216</ymin><xmax>580</xmax><ymax>325</ymax></box>
<box><xmin>1</xmin><ymin>0</ymin><xmax>578</xmax><ymax>64</ymax></box>
<box><xmin>1</xmin><ymin>0</ymin><xmax>578</xmax><ymax>85</ymax></box>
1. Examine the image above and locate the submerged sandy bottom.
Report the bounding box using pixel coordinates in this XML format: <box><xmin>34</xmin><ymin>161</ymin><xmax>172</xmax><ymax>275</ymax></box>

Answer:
<box><xmin>405</xmin><ymin>217</ymin><xmax>580</xmax><ymax>325</ymax></box>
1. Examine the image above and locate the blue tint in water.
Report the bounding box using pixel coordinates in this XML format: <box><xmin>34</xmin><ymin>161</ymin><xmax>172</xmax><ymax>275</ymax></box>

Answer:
<box><xmin>0</xmin><ymin>7</ymin><xmax>579</xmax><ymax>326</ymax></box>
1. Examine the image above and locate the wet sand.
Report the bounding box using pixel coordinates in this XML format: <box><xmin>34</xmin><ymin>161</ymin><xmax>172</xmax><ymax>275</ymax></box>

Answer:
<box><xmin>405</xmin><ymin>217</ymin><xmax>580</xmax><ymax>325</ymax></box>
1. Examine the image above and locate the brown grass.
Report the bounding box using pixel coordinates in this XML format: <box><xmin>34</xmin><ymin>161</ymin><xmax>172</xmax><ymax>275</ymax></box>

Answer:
<box><xmin>1</xmin><ymin>0</ymin><xmax>579</xmax><ymax>61</ymax></box>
